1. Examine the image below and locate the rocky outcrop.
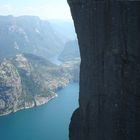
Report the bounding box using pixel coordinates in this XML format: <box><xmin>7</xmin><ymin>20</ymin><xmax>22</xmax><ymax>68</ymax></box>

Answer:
<box><xmin>0</xmin><ymin>59</ymin><xmax>23</xmax><ymax>115</ymax></box>
<box><xmin>0</xmin><ymin>54</ymin><xmax>79</xmax><ymax>116</ymax></box>
<box><xmin>68</xmin><ymin>0</ymin><xmax>140</xmax><ymax>140</ymax></box>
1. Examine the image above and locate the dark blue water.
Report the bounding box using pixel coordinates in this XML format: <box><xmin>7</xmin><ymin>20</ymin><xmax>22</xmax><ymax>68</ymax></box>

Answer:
<box><xmin>0</xmin><ymin>83</ymin><xmax>79</xmax><ymax>140</ymax></box>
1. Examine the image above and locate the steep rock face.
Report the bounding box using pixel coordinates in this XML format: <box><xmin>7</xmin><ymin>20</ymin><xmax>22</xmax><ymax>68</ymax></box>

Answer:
<box><xmin>0</xmin><ymin>53</ymin><xmax>80</xmax><ymax>116</ymax></box>
<box><xmin>68</xmin><ymin>0</ymin><xmax>140</xmax><ymax>140</ymax></box>
<box><xmin>0</xmin><ymin>59</ymin><xmax>23</xmax><ymax>115</ymax></box>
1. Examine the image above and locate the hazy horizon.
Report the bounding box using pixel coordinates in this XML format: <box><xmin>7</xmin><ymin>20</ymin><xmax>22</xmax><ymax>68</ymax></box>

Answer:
<box><xmin>0</xmin><ymin>0</ymin><xmax>72</xmax><ymax>21</ymax></box>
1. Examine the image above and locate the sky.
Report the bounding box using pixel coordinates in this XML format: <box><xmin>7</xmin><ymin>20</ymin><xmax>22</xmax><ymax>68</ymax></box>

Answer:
<box><xmin>0</xmin><ymin>0</ymin><xmax>72</xmax><ymax>20</ymax></box>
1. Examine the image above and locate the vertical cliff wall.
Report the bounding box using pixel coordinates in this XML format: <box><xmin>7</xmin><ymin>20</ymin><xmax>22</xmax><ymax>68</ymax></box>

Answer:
<box><xmin>68</xmin><ymin>0</ymin><xmax>140</xmax><ymax>140</ymax></box>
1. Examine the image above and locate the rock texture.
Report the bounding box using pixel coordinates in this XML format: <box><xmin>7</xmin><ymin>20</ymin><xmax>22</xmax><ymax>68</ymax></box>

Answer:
<box><xmin>0</xmin><ymin>54</ymin><xmax>79</xmax><ymax>116</ymax></box>
<box><xmin>68</xmin><ymin>0</ymin><xmax>140</xmax><ymax>140</ymax></box>
<box><xmin>0</xmin><ymin>59</ymin><xmax>23</xmax><ymax>115</ymax></box>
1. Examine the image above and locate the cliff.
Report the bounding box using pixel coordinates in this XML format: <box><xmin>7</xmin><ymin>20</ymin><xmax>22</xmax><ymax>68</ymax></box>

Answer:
<box><xmin>0</xmin><ymin>54</ymin><xmax>79</xmax><ymax>116</ymax></box>
<box><xmin>68</xmin><ymin>0</ymin><xmax>140</xmax><ymax>140</ymax></box>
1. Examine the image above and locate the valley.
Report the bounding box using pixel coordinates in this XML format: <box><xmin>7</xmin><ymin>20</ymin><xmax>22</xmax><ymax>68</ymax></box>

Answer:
<box><xmin>0</xmin><ymin>15</ymin><xmax>80</xmax><ymax>116</ymax></box>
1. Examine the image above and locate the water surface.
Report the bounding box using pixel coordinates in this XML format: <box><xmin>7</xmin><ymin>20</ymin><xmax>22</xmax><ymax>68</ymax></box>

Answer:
<box><xmin>0</xmin><ymin>83</ymin><xmax>79</xmax><ymax>140</ymax></box>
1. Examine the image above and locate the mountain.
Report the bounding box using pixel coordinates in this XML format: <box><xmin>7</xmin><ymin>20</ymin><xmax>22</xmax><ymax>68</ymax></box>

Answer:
<box><xmin>59</xmin><ymin>40</ymin><xmax>80</xmax><ymax>62</ymax></box>
<box><xmin>0</xmin><ymin>53</ymin><xmax>79</xmax><ymax>116</ymax></box>
<box><xmin>0</xmin><ymin>15</ymin><xmax>80</xmax><ymax>116</ymax></box>
<box><xmin>49</xmin><ymin>20</ymin><xmax>77</xmax><ymax>43</ymax></box>
<box><xmin>62</xmin><ymin>60</ymin><xmax>80</xmax><ymax>83</ymax></box>
<box><xmin>0</xmin><ymin>15</ymin><xmax>64</xmax><ymax>59</ymax></box>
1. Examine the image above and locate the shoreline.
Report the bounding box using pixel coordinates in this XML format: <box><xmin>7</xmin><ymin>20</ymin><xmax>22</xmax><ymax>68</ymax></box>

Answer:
<box><xmin>0</xmin><ymin>94</ymin><xmax>58</xmax><ymax>117</ymax></box>
<box><xmin>0</xmin><ymin>82</ymin><xmax>77</xmax><ymax>117</ymax></box>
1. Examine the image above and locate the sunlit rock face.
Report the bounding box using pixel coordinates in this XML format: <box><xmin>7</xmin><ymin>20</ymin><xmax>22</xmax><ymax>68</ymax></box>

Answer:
<box><xmin>0</xmin><ymin>52</ymin><xmax>80</xmax><ymax>116</ymax></box>
<box><xmin>68</xmin><ymin>0</ymin><xmax>140</xmax><ymax>140</ymax></box>
<box><xmin>0</xmin><ymin>59</ymin><xmax>23</xmax><ymax>115</ymax></box>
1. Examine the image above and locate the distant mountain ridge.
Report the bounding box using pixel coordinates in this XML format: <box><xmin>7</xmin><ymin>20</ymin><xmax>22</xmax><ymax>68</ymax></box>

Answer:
<box><xmin>0</xmin><ymin>15</ymin><xmax>64</xmax><ymax>59</ymax></box>
<box><xmin>0</xmin><ymin>15</ymin><xmax>80</xmax><ymax>116</ymax></box>
<box><xmin>59</xmin><ymin>40</ymin><xmax>80</xmax><ymax>62</ymax></box>
<box><xmin>49</xmin><ymin>20</ymin><xmax>77</xmax><ymax>43</ymax></box>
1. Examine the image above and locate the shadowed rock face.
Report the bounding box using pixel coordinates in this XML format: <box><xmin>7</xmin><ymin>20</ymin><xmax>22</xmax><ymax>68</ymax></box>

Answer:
<box><xmin>68</xmin><ymin>0</ymin><xmax>140</xmax><ymax>140</ymax></box>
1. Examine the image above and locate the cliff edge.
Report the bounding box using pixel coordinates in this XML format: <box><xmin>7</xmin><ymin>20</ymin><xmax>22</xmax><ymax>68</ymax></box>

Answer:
<box><xmin>68</xmin><ymin>0</ymin><xmax>140</xmax><ymax>140</ymax></box>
